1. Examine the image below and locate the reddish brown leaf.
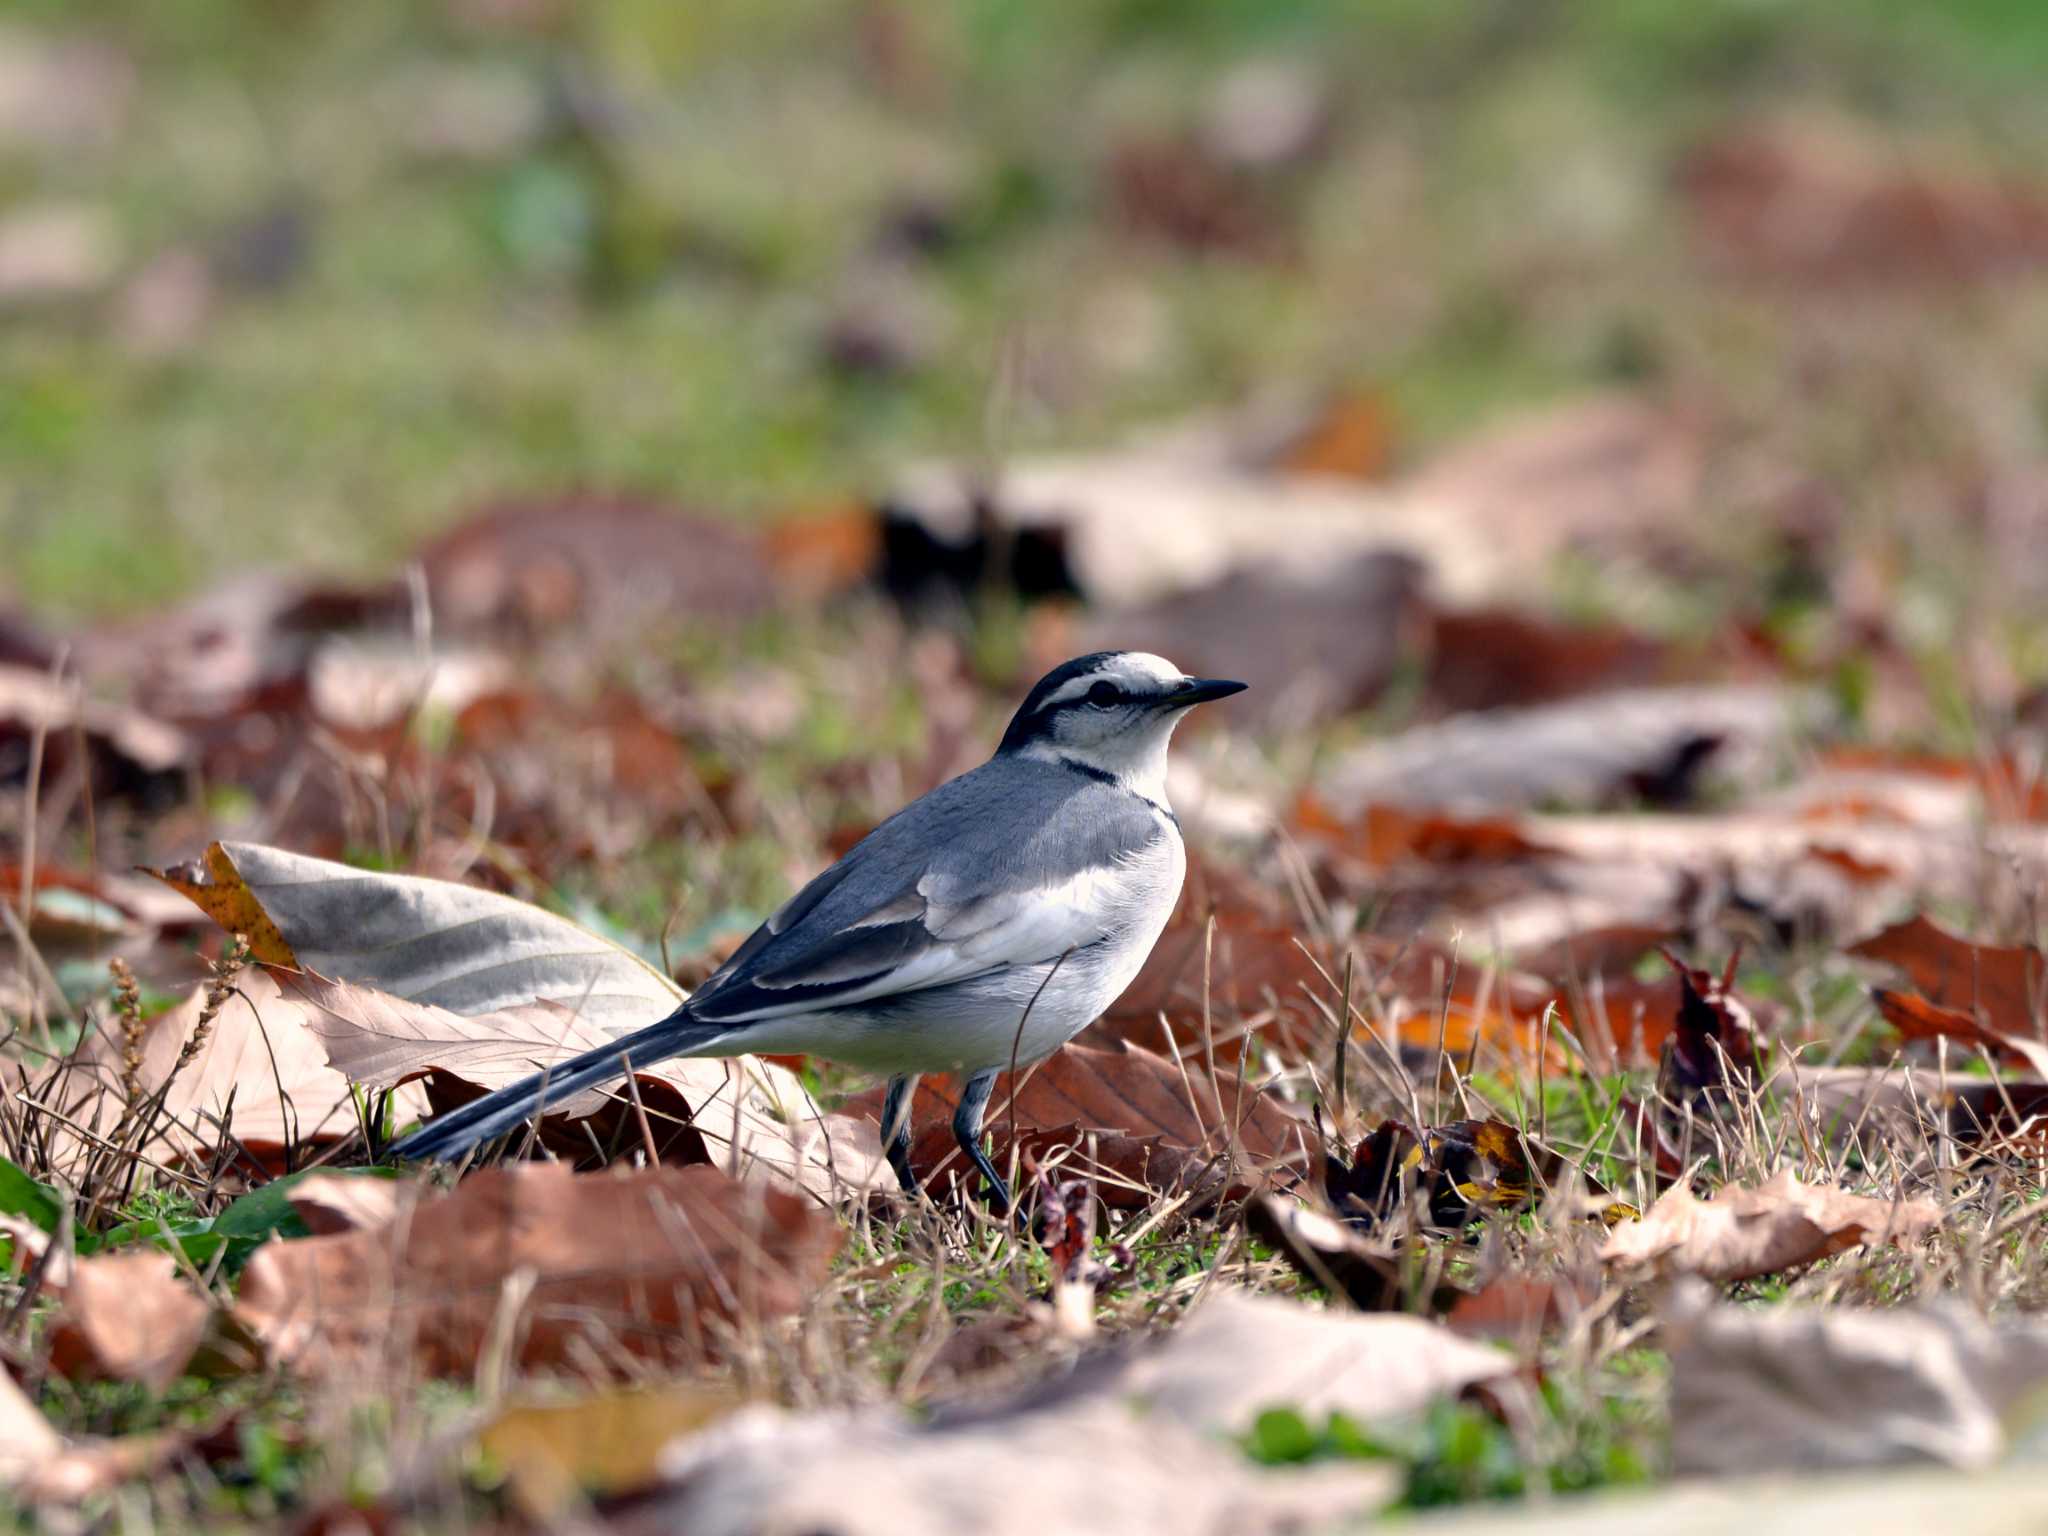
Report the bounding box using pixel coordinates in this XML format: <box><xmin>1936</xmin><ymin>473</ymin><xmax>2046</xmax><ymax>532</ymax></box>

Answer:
<box><xmin>845</xmin><ymin>1041</ymin><xmax>1311</xmax><ymax>1208</ymax></box>
<box><xmin>1446</xmin><ymin>1275</ymin><xmax>1590</xmax><ymax>1340</ymax></box>
<box><xmin>1657</xmin><ymin>947</ymin><xmax>1764</xmax><ymax>1101</ymax></box>
<box><xmin>1293</xmin><ymin>792</ymin><xmax>1553</xmax><ymax>870</ymax></box>
<box><xmin>415</xmin><ymin>495</ymin><xmax>780</xmax><ymax>637</ymax></box>
<box><xmin>1681</xmin><ymin>118</ymin><xmax>2048</xmax><ymax>284</ymax></box>
<box><xmin>1423</xmin><ymin>606</ymin><xmax>1672</xmax><ymax>714</ymax></box>
<box><xmin>1851</xmin><ymin>915</ymin><xmax>2048</xmax><ymax>1072</ymax></box>
<box><xmin>234</xmin><ymin>1163</ymin><xmax>841</xmax><ymax>1382</ymax></box>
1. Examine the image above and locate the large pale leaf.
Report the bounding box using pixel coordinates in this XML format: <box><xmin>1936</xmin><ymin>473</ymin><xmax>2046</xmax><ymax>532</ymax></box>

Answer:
<box><xmin>156</xmin><ymin>840</ymin><xmax>680</xmax><ymax>1028</ymax></box>
<box><xmin>153</xmin><ymin>841</ymin><xmax>887</xmax><ymax>1200</ymax></box>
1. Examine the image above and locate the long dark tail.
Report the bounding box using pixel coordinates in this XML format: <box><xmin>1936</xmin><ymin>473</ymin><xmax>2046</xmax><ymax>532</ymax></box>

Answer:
<box><xmin>385</xmin><ymin>1005</ymin><xmax>735</xmax><ymax>1163</ymax></box>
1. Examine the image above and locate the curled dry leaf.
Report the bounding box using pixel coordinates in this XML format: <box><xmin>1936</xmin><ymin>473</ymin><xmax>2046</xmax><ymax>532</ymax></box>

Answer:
<box><xmin>1245</xmin><ymin>1194</ymin><xmax>1420</xmax><ymax>1313</ymax></box>
<box><xmin>844</xmin><ymin>1040</ymin><xmax>1312</xmax><ymax>1208</ymax></box>
<box><xmin>1600</xmin><ymin>1168</ymin><xmax>1939</xmax><ymax>1282</ymax></box>
<box><xmin>46</xmin><ymin>1250</ymin><xmax>212</xmax><ymax>1392</ymax></box>
<box><xmin>1323</xmin><ymin>1117</ymin><xmax>1558</xmax><ymax>1230</ymax></box>
<box><xmin>235</xmin><ymin>1163</ymin><xmax>841</xmax><ymax>1382</ymax></box>
<box><xmin>1657</xmin><ymin>947</ymin><xmax>1764</xmax><ymax>1102</ymax></box>
<box><xmin>1319</xmin><ymin>684</ymin><xmax>1796</xmax><ymax>814</ymax></box>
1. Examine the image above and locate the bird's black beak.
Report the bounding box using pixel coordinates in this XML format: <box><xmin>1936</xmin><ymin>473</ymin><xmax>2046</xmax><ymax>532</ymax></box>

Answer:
<box><xmin>1164</xmin><ymin>677</ymin><xmax>1249</xmax><ymax>707</ymax></box>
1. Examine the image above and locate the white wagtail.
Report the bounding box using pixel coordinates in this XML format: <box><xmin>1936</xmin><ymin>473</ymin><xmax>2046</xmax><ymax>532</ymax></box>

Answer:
<box><xmin>389</xmin><ymin>650</ymin><xmax>1246</xmax><ymax>1211</ymax></box>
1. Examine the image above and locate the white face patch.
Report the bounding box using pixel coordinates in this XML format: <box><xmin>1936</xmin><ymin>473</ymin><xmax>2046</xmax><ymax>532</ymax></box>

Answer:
<box><xmin>1018</xmin><ymin>651</ymin><xmax>1199</xmax><ymax>800</ymax></box>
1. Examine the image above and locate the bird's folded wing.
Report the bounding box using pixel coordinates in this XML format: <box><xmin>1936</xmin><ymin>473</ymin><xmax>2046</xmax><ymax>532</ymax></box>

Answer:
<box><xmin>692</xmin><ymin>847</ymin><xmax>1171</xmax><ymax>1028</ymax></box>
<box><xmin>683</xmin><ymin>860</ymin><xmax>1140</xmax><ymax>1024</ymax></box>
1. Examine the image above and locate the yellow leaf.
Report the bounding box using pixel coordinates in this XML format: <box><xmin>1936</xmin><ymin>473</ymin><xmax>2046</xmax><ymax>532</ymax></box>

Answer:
<box><xmin>142</xmin><ymin>842</ymin><xmax>299</xmax><ymax>967</ymax></box>
<box><xmin>476</xmin><ymin>1383</ymin><xmax>740</xmax><ymax>1520</ymax></box>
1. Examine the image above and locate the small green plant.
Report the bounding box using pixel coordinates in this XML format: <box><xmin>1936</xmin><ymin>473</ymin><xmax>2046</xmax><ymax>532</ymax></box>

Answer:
<box><xmin>1242</xmin><ymin>1382</ymin><xmax>1657</xmax><ymax>1509</ymax></box>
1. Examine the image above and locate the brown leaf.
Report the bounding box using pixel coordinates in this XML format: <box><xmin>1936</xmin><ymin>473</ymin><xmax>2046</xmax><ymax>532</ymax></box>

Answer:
<box><xmin>1657</xmin><ymin>947</ymin><xmax>1764</xmax><ymax>1102</ymax></box>
<box><xmin>844</xmin><ymin>1040</ymin><xmax>1312</xmax><ymax>1208</ymax></box>
<box><xmin>1445</xmin><ymin>1275</ymin><xmax>1592</xmax><ymax>1340</ymax></box>
<box><xmin>47</xmin><ymin>967</ymin><xmax>418</xmax><ymax>1175</ymax></box>
<box><xmin>1244</xmin><ymin>1195</ymin><xmax>1420</xmax><ymax>1312</ymax></box>
<box><xmin>415</xmin><ymin>495</ymin><xmax>781</xmax><ymax>640</ymax></box>
<box><xmin>1293</xmin><ymin>792</ymin><xmax>1553</xmax><ymax>870</ymax></box>
<box><xmin>1680</xmin><ymin>116</ymin><xmax>2048</xmax><ymax>285</ymax></box>
<box><xmin>1324</xmin><ymin>1117</ymin><xmax>1552</xmax><ymax>1230</ymax></box>
<box><xmin>234</xmin><ymin>1163</ymin><xmax>841</xmax><ymax>1382</ymax></box>
<box><xmin>46</xmin><ymin>1251</ymin><xmax>211</xmax><ymax>1391</ymax></box>
<box><xmin>1423</xmin><ymin>606</ymin><xmax>1673</xmax><ymax>714</ymax></box>
<box><xmin>1599</xmin><ymin>1169</ymin><xmax>1939</xmax><ymax>1282</ymax></box>
<box><xmin>1271</xmin><ymin>392</ymin><xmax>1396</xmax><ymax>480</ymax></box>
<box><xmin>1852</xmin><ymin>915</ymin><xmax>2048</xmax><ymax>1075</ymax></box>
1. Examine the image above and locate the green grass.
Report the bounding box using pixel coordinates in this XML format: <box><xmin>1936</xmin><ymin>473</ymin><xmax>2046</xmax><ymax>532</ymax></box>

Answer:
<box><xmin>10</xmin><ymin>0</ymin><xmax>2048</xmax><ymax>615</ymax></box>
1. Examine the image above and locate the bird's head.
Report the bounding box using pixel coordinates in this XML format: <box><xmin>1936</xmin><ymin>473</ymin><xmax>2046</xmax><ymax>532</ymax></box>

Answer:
<box><xmin>997</xmin><ymin>651</ymin><xmax>1246</xmax><ymax>797</ymax></box>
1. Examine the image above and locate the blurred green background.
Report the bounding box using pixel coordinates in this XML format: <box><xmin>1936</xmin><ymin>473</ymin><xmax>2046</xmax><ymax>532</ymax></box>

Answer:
<box><xmin>7</xmin><ymin>0</ymin><xmax>2048</xmax><ymax>616</ymax></box>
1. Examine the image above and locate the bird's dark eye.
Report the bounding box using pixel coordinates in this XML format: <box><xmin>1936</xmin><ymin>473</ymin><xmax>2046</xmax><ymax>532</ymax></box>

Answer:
<box><xmin>1085</xmin><ymin>680</ymin><xmax>1121</xmax><ymax>708</ymax></box>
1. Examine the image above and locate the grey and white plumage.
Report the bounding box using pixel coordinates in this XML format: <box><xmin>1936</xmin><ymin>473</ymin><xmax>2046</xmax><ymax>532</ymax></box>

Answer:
<box><xmin>388</xmin><ymin>650</ymin><xmax>1246</xmax><ymax>1211</ymax></box>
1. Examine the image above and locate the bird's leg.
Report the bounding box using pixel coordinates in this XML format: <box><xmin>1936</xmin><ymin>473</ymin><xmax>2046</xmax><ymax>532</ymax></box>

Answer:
<box><xmin>882</xmin><ymin>1072</ymin><xmax>921</xmax><ymax>1198</ymax></box>
<box><xmin>951</xmin><ymin>1068</ymin><xmax>1011</xmax><ymax>1217</ymax></box>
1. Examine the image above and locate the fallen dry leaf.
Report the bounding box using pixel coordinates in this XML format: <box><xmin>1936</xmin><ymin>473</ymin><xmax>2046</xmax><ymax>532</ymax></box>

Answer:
<box><xmin>1680</xmin><ymin>115</ymin><xmax>2048</xmax><ymax>284</ymax></box>
<box><xmin>44</xmin><ymin>966</ymin><xmax>420</xmax><ymax>1175</ymax></box>
<box><xmin>1293</xmin><ymin>792</ymin><xmax>1554</xmax><ymax>871</ymax></box>
<box><xmin>153</xmin><ymin>840</ymin><xmax>675</xmax><ymax>1029</ymax></box>
<box><xmin>845</xmin><ymin>1039</ymin><xmax>1312</xmax><ymax>1207</ymax></box>
<box><xmin>1324</xmin><ymin>1117</ymin><xmax>1556</xmax><ymax>1230</ymax></box>
<box><xmin>416</xmin><ymin>495</ymin><xmax>782</xmax><ymax>642</ymax></box>
<box><xmin>643</xmin><ymin>1288</ymin><xmax>1510</xmax><ymax>1536</ymax></box>
<box><xmin>234</xmin><ymin>1163</ymin><xmax>841</xmax><ymax>1381</ymax></box>
<box><xmin>1665</xmin><ymin>1284</ymin><xmax>2048</xmax><ymax>1474</ymax></box>
<box><xmin>1853</xmin><ymin>915</ymin><xmax>2048</xmax><ymax>1075</ymax></box>
<box><xmin>1320</xmin><ymin>684</ymin><xmax>1798</xmax><ymax>813</ymax></box>
<box><xmin>1658</xmin><ymin>948</ymin><xmax>1765</xmax><ymax>1102</ymax></box>
<box><xmin>1245</xmin><ymin>1195</ymin><xmax>1419</xmax><ymax>1312</ymax></box>
<box><xmin>293</xmin><ymin>972</ymin><xmax>886</xmax><ymax>1199</ymax></box>
<box><xmin>0</xmin><ymin>1367</ymin><xmax>189</xmax><ymax>1504</ymax></box>
<box><xmin>1423</xmin><ymin>605</ymin><xmax>1673</xmax><ymax>714</ymax></box>
<box><xmin>477</xmin><ymin>1382</ymin><xmax>742</xmax><ymax>1522</ymax></box>
<box><xmin>285</xmin><ymin>1171</ymin><xmax>403</xmax><ymax>1235</ymax></box>
<box><xmin>1600</xmin><ymin>1168</ymin><xmax>1939</xmax><ymax>1282</ymax></box>
<box><xmin>156</xmin><ymin>841</ymin><xmax>884</xmax><ymax>1199</ymax></box>
<box><xmin>46</xmin><ymin>1250</ymin><xmax>211</xmax><ymax>1391</ymax></box>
